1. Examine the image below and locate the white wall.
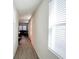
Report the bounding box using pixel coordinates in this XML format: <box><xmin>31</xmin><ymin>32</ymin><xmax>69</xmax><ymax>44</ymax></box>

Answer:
<box><xmin>30</xmin><ymin>0</ymin><xmax>58</xmax><ymax>59</ymax></box>
<box><xmin>13</xmin><ymin>8</ymin><xmax>18</xmax><ymax>57</ymax></box>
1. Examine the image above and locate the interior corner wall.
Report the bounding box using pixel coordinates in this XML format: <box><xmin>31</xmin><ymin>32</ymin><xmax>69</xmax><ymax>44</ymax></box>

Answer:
<box><xmin>28</xmin><ymin>19</ymin><xmax>33</xmax><ymax>42</ymax></box>
<box><xmin>30</xmin><ymin>0</ymin><xmax>58</xmax><ymax>59</ymax></box>
<box><xmin>13</xmin><ymin>9</ymin><xmax>18</xmax><ymax>57</ymax></box>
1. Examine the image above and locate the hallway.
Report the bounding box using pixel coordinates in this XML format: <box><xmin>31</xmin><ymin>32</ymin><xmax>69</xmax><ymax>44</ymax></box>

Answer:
<box><xmin>13</xmin><ymin>0</ymin><xmax>59</xmax><ymax>59</ymax></box>
<box><xmin>14</xmin><ymin>39</ymin><xmax>39</xmax><ymax>59</ymax></box>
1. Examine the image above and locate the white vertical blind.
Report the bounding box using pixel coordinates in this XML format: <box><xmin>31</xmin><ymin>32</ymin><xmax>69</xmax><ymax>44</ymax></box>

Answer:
<box><xmin>19</xmin><ymin>24</ymin><xmax>28</xmax><ymax>31</ymax></box>
<box><xmin>23</xmin><ymin>26</ymin><xmax>27</xmax><ymax>30</ymax></box>
<box><xmin>19</xmin><ymin>25</ymin><xmax>22</xmax><ymax>30</ymax></box>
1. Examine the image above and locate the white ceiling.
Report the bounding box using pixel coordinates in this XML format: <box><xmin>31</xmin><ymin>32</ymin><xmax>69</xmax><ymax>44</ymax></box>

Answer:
<box><xmin>14</xmin><ymin>0</ymin><xmax>42</xmax><ymax>16</ymax></box>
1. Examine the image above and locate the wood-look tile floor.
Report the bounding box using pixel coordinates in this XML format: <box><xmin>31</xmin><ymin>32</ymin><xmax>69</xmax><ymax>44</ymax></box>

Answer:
<box><xmin>14</xmin><ymin>39</ymin><xmax>39</xmax><ymax>59</ymax></box>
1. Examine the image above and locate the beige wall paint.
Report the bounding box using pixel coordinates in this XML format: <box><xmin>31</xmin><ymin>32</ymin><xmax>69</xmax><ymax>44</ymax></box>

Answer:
<box><xmin>29</xmin><ymin>0</ymin><xmax>58</xmax><ymax>59</ymax></box>
<box><xmin>28</xmin><ymin>19</ymin><xmax>33</xmax><ymax>41</ymax></box>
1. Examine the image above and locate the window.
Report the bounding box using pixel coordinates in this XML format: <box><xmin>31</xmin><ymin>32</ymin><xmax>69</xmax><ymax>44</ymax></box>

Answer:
<box><xmin>19</xmin><ymin>23</ymin><xmax>28</xmax><ymax>31</ymax></box>
<box><xmin>48</xmin><ymin>0</ymin><xmax>66</xmax><ymax>59</ymax></box>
